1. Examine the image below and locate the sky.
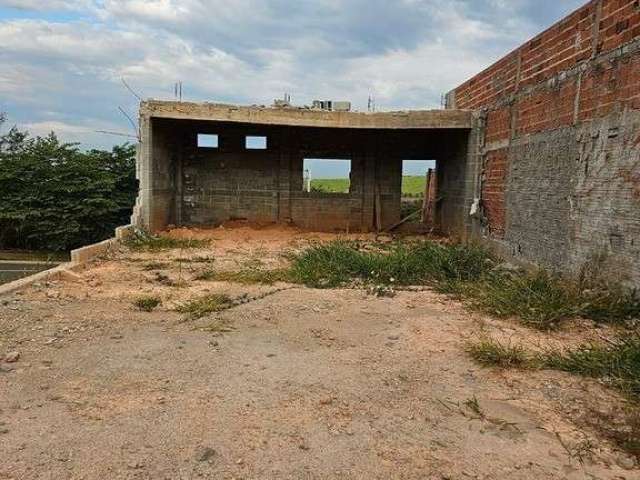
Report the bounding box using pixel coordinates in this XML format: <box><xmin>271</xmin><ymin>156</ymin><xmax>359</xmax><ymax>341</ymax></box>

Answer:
<box><xmin>0</xmin><ymin>0</ymin><xmax>586</xmax><ymax>175</ymax></box>
<box><xmin>304</xmin><ymin>159</ymin><xmax>436</xmax><ymax>179</ymax></box>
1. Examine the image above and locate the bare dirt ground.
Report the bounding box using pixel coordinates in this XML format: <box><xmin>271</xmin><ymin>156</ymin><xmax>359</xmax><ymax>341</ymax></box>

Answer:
<box><xmin>0</xmin><ymin>225</ymin><xmax>638</xmax><ymax>479</ymax></box>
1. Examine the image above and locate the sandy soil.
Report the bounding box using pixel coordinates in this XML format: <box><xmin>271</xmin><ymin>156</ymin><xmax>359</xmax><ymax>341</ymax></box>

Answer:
<box><xmin>0</xmin><ymin>225</ymin><xmax>637</xmax><ymax>479</ymax></box>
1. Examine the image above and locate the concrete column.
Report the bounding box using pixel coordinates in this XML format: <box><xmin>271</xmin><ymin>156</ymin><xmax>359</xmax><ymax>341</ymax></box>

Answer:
<box><xmin>136</xmin><ymin>117</ymin><xmax>178</xmax><ymax>233</ymax></box>
<box><xmin>278</xmin><ymin>127</ymin><xmax>292</xmax><ymax>222</ymax></box>
<box><xmin>362</xmin><ymin>152</ymin><xmax>377</xmax><ymax>232</ymax></box>
<box><xmin>135</xmin><ymin>114</ymin><xmax>153</xmax><ymax>230</ymax></box>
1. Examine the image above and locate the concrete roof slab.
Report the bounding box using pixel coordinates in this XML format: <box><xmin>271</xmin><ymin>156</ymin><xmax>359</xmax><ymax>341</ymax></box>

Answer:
<box><xmin>141</xmin><ymin>100</ymin><xmax>473</xmax><ymax>130</ymax></box>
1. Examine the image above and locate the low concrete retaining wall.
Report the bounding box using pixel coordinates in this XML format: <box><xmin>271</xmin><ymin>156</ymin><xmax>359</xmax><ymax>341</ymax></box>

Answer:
<box><xmin>70</xmin><ymin>238</ymin><xmax>117</xmax><ymax>264</ymax></box>
<box><xmin>0</xmin><ymin>225</ymin><xmax>134</xmax><ymax>297</ymax></box>
<box><xmin>0</xmin><ymin>262</ymin><xmax>78</xmax><ymax>296</ymax></box>
<box><xmin>69</xmin><ymin>225</ymin><xmax>133</xmax><ymax>265</ymax></box>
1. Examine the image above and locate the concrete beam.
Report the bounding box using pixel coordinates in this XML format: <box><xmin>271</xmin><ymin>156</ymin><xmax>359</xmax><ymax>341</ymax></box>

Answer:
<box><xmin>140</xmin><ymin>100</ymin><xmax>473</xmax><ymax>130</ymax></box>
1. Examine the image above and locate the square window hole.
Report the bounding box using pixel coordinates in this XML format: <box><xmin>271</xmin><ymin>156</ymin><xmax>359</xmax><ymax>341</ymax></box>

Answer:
<box><xmin>303</xmin><ymin>158</ymin><xmax>351</xmax><ymax>193</ymax></box>
<box><xmin>197</xmin><ymin>134</ymin><xmax>218</xmax><ymax>148</ymax></box>
<box><xmin>246</xmin><ymin>135</ymin><xmax>267</xmax><ymax>149</ymax></box>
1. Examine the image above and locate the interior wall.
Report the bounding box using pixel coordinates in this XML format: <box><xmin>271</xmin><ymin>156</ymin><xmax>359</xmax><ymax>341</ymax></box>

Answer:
<box><xmin>179</xmin><ymin>124</ymin><xmax>281</xmax><ymax>226</ymax></box>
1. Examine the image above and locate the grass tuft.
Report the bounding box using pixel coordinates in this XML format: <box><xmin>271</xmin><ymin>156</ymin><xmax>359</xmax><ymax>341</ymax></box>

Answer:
<box><xmin>176</xmin><ymin>294</ymin><xmax>234</xmax><ymax>319</ymax></box>
<box><xmin>540</xmin><ymin>334</ymin><xmax>640</xmax><ymax>400</ymax></box>
<box><xmin>540</xmin><ymin>334</ymin><xmax>640</xmax><ymax>458</ymax></box>
<box><xmin>577</xmin><ymin>286</ymin><xmax>640</xmax><ymax>324</ymax></box>
<box><xmin>203</xmin><ymin>268</ymin><xmax>291</xmax><ymax>285</ymax></box>
<box><xmin>125</xmin><ymin>230</ymin><xmax>210</xmax><ymax>251</ymax></box>
<box><xmin>286</xmin><ymin>240</ymin><xmax>639</xmax><ymax>328</ymax></box>
<box><xmin>464</xmin><ymin>396</ymin><xmax>485</xmax><ymax>419</ymax></box>
<box><xmin>460</xmin><ymin>270</ymin><xmax>580</xmax><ymax>330</ymax></box>
<box><xmin>142</xmin><ymin>261</ymin><xmax>170</xmax><ymax>271</ymax></box>
<box><xmin>183</xmin><ymin>255</ymin><xmax>216</xmax><ymax>263</ymax></box>
<box><xmin>287</xmin><ymin>240</ymin><xmax>494</xmax><ymax>289</ymax></box>
<box><xmin>467</xmin><ymin>333</ymin><xmax>640</xmax><ymax>403</ymax></box>
<box><xmin>199</xmin><ymin>318</ymin><xmax>235</xmax><ymax>334</ymax></box>
<box><xmin>465</xmin><ymin>338</ymin><xmax>532</xmax><ymax>368</ymax></box>
<box><xmin>133</xmin><ymin>295</ymin><xmax>161</xmax><ymax>312</ymax></box>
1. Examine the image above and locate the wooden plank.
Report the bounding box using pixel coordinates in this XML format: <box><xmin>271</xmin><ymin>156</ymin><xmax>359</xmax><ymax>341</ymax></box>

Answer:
<box><xmin>421</xmin><ymin>169</ymin><xmax>432</xmax><ymax>223</ymax></box>
<box><xmin>375</xmin><ymin>184</ymin><xmax>382</xmax><ymax>232</ymax></box>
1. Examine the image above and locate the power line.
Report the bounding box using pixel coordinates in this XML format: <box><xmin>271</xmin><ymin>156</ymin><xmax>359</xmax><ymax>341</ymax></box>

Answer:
<box><xmin>95</xmin><ymin>130</ymin><xmax>138</xmax><ymax>139</ymax></box>
<box><xmin>121</xmin><ymin>77</ymin><xmax>143</xmax><ymax>102</ymax></box>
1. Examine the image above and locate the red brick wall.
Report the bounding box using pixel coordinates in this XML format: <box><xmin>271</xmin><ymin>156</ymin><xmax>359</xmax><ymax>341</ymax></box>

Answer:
<box><xmin>453</xmin><ymin>0</ymin><xmax>639</xmax><ymax>112</ymax></box>
<box><xmin>450</xmin><ymin>0</ymin><xmax>640</xmax><ymax>237</ymax></box>
<box><xmin>484</xmin><ymin>107</ymin><xmax>511</xmax><ymax>144</ymax></box>
<box><xmin>482</xmin><ymin>149</ymin><xmax>508</xmax><ymax>236</ymax></box>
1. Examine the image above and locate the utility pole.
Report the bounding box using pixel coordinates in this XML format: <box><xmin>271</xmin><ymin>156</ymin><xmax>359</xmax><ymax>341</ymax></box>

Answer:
<box><xmin>174</xmin><ymin>81</ymin><xmax>183</xmax><ymax>101</ymax></box>
<box><xmin>304</xmin><ymin>169</ymin><xmax>311</xmax><ymax>192</ymax></box>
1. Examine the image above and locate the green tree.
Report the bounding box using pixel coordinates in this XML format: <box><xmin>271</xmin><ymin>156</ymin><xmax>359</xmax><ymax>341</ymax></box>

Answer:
<box><xmin>0</xmin><ymin>121</ymin><xmax>137</xmax><ymax>251</ymax></box>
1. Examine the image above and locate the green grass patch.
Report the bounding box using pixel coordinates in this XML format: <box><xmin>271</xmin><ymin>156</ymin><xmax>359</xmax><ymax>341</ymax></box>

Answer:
<box><xmin>286</xmin><ymin>240</ymin><xmax>639</xmax><ymax>328</ymax></box>
<box><xmin>460</xmin><ymin>270</ymin><xmax>640</xmax><ymax>330</ymax></box>
<box><xmin>466</xmin><ymin>331</ymin><xmax>640</xmax><ymax>459</ymax></box>
<box><xmin>197</xmin><ymin>268</ymin><xmax>291</xmax><ymax>285</ymax></box>
<box><xmin>310</xmin><ymin>176</ymin><xmax>426</xmax><ymax>196</ymax></box>
<box><xmin>577</xmin><ymin>286</ymin><xmax>640</xmax><ymax>324</ymax></box>
<box><xmin>310</xmin><ymin>178</ymin><xmax>350</xmax><ymax>194</ymax></box>
<box><xmin>401</xmin><ymin>175</ymin><xmax>427</xmax><ymax>197</ymax></box>
<box><xmin>467</xmin><ymin>333</ymin><xmax>640</xmax><ymax>402</ymax></box>
<box><xmin>133</xmin><ymin>295</ymin><xmax>161</xmax><ymax>312</ymax></box>
<box><xmin>176</xmin><ymin>293</ymin><xmax>234</xmax><ymax>319</ymax></box>
<box><xmin>124</xmin><ymin>230</ymin><xmax>210</xmax><ymax>251</ymax></box>
<box><xmin>460</xmin><ymin>270</ymin><xmax>579</xmax><ymax>329</ymax></box>
<box><xmin>541</xmin><ymin>334</ymin><xmax>640</xmax><ymax>400</ymax></box>
<box><xmin>466</xmin><ymin>334</ymin><xmax>640</xmax><ymax>458</ymax></box>
<box><xmin>287</xmin><ymin>240</ymin><xmax>493</xmax><ymax>289</ymax></box>
<box><xmin>465</xmin><ymin>338</ymin><xmax>532</xmax><ymax>369</ymax></box>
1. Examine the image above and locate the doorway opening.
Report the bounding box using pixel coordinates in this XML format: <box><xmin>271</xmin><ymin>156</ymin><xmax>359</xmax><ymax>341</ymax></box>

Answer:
<box><xmin>400</xmin><ymin>160</ymin><xmax>437</xmax><ymax>227</ymax></box>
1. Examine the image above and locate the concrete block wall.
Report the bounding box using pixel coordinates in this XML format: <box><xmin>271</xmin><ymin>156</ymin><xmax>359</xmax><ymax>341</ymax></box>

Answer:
<box><xmin>448</xmin><ymin>0</ymin><xmax>640</xmax><ymax>285</ymax></box>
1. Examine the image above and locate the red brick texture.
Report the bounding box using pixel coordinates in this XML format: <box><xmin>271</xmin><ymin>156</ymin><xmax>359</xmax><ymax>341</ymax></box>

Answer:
<box><xmin>454</xmin><ymin>1</ymin><xmax>639</xmax><ymax>112</ymax></box>
<box><xmin>481</xmin><ymin>149</ymin><xmax>508</xmax><ymax>236</ymax></box>
<box><xmin>451</xmin><ymin>0</ymin><xmax>640</xmax><ymax>237</ymax></box>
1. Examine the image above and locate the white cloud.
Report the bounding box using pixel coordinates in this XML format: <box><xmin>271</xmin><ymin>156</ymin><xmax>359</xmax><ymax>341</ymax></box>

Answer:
<box><xmin>0</xmin><ymin>0</ymin><xmax>587</xmax><ymax>148</ymax></box>
<box><xmin>0</xmin><ymin>0</ymin><xmax>92</xmax><ymax>11</ymax></box>
<box><xmin>101</xmin><ymin>0</ymin><xmax>194</xmax><ymax>22</ymax></box>
<box><xmin>19</xmin><ymin>119</ymin><xmax>131</xmax><ymax>149</ymax></box>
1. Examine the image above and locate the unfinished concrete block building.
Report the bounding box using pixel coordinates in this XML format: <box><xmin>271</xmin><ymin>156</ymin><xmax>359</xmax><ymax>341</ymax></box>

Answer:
<box><xmin>134</xmin><ymin>0</ymin><xmax>639</xmax><ymax>286</ymax></box>
<box><xmin>134</xmin><ymin>102</ymin><xmax>479</xmax><ymax>236</ymax></box>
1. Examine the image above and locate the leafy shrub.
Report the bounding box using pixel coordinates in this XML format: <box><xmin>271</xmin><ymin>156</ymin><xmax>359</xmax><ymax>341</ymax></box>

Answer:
<box><xmin>0</xmin><ymin>123</ymin><xmax>137</xmax><ymax>251</ymax></box>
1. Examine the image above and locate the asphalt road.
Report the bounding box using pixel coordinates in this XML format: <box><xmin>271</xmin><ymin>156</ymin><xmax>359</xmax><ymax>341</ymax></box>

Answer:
<box><xmin>0</xmin><ymin>261</ymin><xmax>58</xmax><ymax>285</ymax></box>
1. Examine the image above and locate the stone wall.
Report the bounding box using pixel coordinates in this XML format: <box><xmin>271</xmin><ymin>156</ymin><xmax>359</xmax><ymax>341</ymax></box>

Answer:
<box><xmin>448</xmin><ymin>0</ymin><xmax>640</xmax><ymax>285</ymax></box>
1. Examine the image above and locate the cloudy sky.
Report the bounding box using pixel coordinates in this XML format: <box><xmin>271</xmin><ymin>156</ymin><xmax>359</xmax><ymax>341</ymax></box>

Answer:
<box><xmin>0</xmin><ymin>0</ymin><xmax>586</xmax><ymax>150</ymax></box>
